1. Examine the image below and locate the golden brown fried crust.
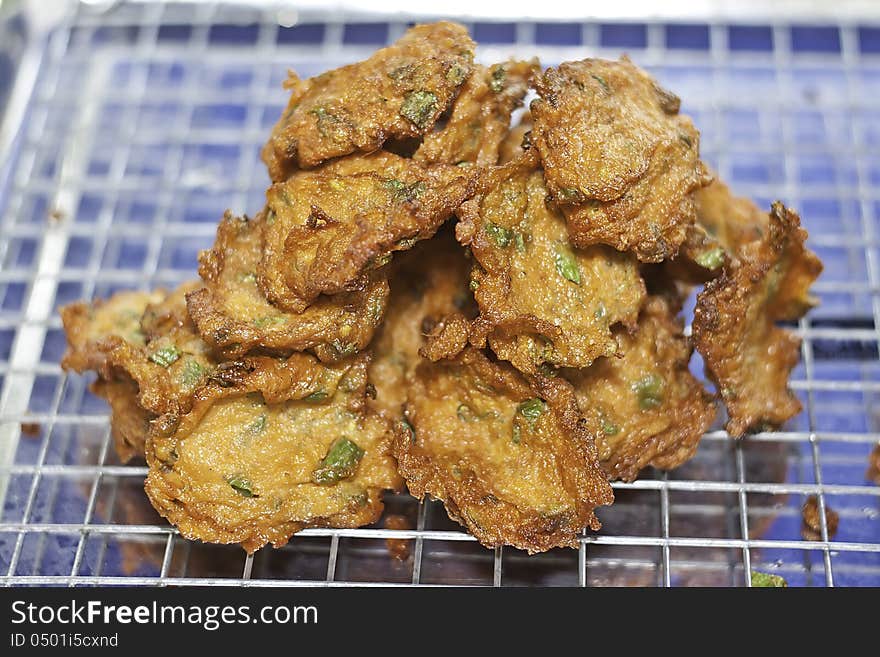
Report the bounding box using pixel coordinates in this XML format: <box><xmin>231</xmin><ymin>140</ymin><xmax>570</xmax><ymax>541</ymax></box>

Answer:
<box><xmin>262</xmin><ymin>21</ymin><xmax>475</xmax><ymax>180</ymax></box>
<box><xmin>393</xmin><ymin>347</ymin><xmax>613</xmax><ymax>553</ymax></box>
<box><xmin>498</xmin><ymin>111</ymin><xmax>532</xmax><ymax>165</ymax></box>
<box><xmin>695</xmin><ymin>176</ymin><xmax>768</xmax><ymax>256</ymax></box>
<box><xmin>693</xmin><ymin>202</ymin><xmax>822</xmax><ymax>437</ymax></box>
<box><xmin>260</xmin><ymin>152</ymin><xmax>477</xmax><ymax>311</ymax></box>
<box><xmin>186</xmin><ymin>211</ymin><xmax>389</xmax><ymax>361</ymax></box>
<box><xmin>414</xmin><ymin>60</ymin><xmax>538</xmax><ymax>167</ymax></box>
<box><xmin>145</xmin><ymin>353</ymin><xmax>402</xmax><ymax>553</ymax></box>
<box><xmin>60</xmin><ymin>289</ymin><xmax>163</xmax><ymax>373</ymax></box>
<box><xmin>90</xmin><ymin>377</ymin><xmax>153</xmax><ymax>463</ymax></box>
<box><xmin>531</xmin><ymin>57</ymin><xmax>710</xmax><ymax>262</ymax></box>
<box><xmin>564</xmin><ymin>297</ymin><xmax>716</xmax><ymax>481</ymax></box>
<box><xmin>62</xmin><ymin>283</ymin><xmax>214</xmax><ymax>419</ymax></box>
<box><xmin>366</xmin><ymin>230</ymin><xmax>475</xmax><ymax>419</ymax></box>
<box><xmin>665</xmin><ymin>176</ymin><xmax>768</xmax><ymax>284</ymax></box>
<box><xmin>801</xmin><ymin>495</ymin><xmax>839</xmax><ymax>541</ymax></box>
<box><xmin>457</xmin><ymin>154</ymin><xmax>645</xmax><ymax>374</ymax></box>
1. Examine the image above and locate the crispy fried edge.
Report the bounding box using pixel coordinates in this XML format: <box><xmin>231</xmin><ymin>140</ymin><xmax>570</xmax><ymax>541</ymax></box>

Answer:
<box><xmin>693</xmin><ymin>202</ymin><xmax>822</xmax><ymax>437</ymax></box>
<box><xmin>392</xmin><ymin>347</ymin><xmax>613</xmax><ymax>553</ymax></box>
<box><xmin>145</xmin><ymin>352</ymin><xmax>401</xmax><ymax>552</ymax></box>
<box><xmin>186</xmin><ymin>210</ymin><xmax>390</xmax><ymax>361</ymax></box>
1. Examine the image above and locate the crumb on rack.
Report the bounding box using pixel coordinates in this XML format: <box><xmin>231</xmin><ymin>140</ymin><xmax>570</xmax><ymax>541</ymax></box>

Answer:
<box><xmin>20</xmin><ymin>421</ymin><xmax>41</xmax><ymax>438</ymax></box>
<box><xmin>801</xmin><ymin>495</ymin><xmax>839</xmax><ymax>542</ymax></box>
<box><xmin>867</xmin><ymin>443</ymin><xmax>880</xmax><ymax>485</ymax></box>
<box><xmin>384</xmin><ymin>513</ymin><xmax>412</xmax><ymax>561</ymax></box>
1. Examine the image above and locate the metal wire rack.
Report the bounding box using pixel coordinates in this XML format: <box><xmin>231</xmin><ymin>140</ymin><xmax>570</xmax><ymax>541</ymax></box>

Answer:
<box><xmin>1</xmin><ymin>1</ymin><xmax>879</xmax><ymax>587</ymax></box>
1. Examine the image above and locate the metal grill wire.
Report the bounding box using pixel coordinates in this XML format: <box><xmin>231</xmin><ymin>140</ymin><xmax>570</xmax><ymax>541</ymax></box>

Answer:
<box><xmin>1</xmin><ymin>3</ymin><xmax>879</xmax><ymax>587</ymax></box>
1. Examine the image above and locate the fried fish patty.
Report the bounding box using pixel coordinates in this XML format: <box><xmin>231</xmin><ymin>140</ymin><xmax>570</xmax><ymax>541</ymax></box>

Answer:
<box><xmin>90</xmin><ymin>377</ymin><xmax>152</xmax><ymax>463</ymax></box>
<box><xmin>564</xmin><ymin>297</ymin><xmax>716</xmax><ymax>481</ymax></box>
<box><xmin>367</xmin><ymin>229</ymin><xmax>475</xmax><ymax>419</ymax></box>
<box><xmin>61</xmin><ymin>282</ymin><xmax>214</xmax><ymax>417</ymax></box>
<box><xmin>260</xmin><ymin>152</ymin><xmax>476</xmax><ymax>311</ymax></box>
<box><xmin>186</xmin><ymin>211</ymin><xmax>389</xmax><ymax>361</ymax></box>
<box><xmin>414</xmin><ymin>60</ymin><xmax>538</xmax><ymax>167</ymax></box>
<box><xmin>262</xmin><ymin>21</ymin><xmax>475</xmax><ymax>180</ymax></box>
<box><xmin>457</xmin><ymin>154</ymin><xmax>645</xmax><ymax>374</ymax></box>
<box><xmin>693</xmin><ymin>202</ymin><xmax>822</xmax><ymax>437</ymax></box>
<box><xmin>145</xmin><ymin>353</ymin><xmax>402</xmax><ymax>552</ymax></box>
<box><xmin>393</xmin><ymin>347</ymin><xmax>613</xmax><ymax>553</ymax></box>
<box><xmin>531</xmin><ymin>57</ymin><xmax>710</xmax><ymax>262</ymax></box>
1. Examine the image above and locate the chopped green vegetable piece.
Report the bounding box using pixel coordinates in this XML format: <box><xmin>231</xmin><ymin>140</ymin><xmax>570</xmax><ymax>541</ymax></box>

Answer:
<box><xmin>558</xmin><ymin>187</ymin><xmax>581</xmax><ymax>202</ymax></box>
<box><xmin>595</xmin><ymin>302</ymin><xmax>607</xmax><ymax>320</ymax></box>
<box><xmin>457</xmin><ymin>403</ymin><xmax>478</xmax><ymax>422</ymax></box>
<box><xmin>514</xmin><ymin>231</ymin><xmax>526</xmax><ymax>253</ymax></box>
<box><xmin>489</xmin><ymin>67</ymin><xmax>506</xmax><ymax>93</ymax></box>
<box><xmin>591</xmin><ymin>74</ymin><xmax>610</xmax><ymax>92</ymax></box>
<box><xmin>304</xmin><ymin>390</ymin><xmax>328</xmax><ymax>402</ymax></box>
<box><xmin>312</xmin><ymin>437</ymin><xmax>365</xmax><ymax>485</ymax></box>
<box><xmin>253</xmin><ymin>315</ymin><xmax>285</xmax><ymax>328</ymax></box>
<box><xmin>179</xmin><ymin>359</ymin><xmax>206</xmax><ymax>387</ymax></box>
<box><xmin>239</xmin><ymin>272</ymin><xmax>256</xmax><ymax>284</ymax></box>
<box><xmin>226</xmin><ymin>474</ymin><xmax>255</xmax><ymax>498</ymax></box>
<box><xmin>400</xmin><ymin>418</ymin><xmax>416</xmax><ymax>443</ymax></box>
<box><xmin>310</xmin><ymin>106</ymin><xmax>340</xmax><ymax>137</ymax></box>
<box><xmin>695</xmin><ymin>247</ymin><xmax>725</xmax><ymax>270</ymax></box>
<box><xmin>149</xmin><ymin>345</ymin><xmax>181</xmax><ymax>368</ymax></box>
<box><xmin>511</xmin><ymin>423</ymin><xmax>522</xmax><ymax>444</ymax></box>
<box><xmin>388</xmin><ymin>64</ymin><xmax>415</xmax><ymax>81</ymax></box>
<box><xmin>486</xmin><ymin>222</ymin><xmax>513</xmax><ymax>248</ymax></box>
<box><xmin>555</xmin><ymin>247</ymin><xmax>582</xmax><ymax>285</ymax></box>
<box><xmin>469</xmin><ymin>279</ymin><xmax>480</xmax><ymax>291</ymax></box>
<box><xmin>601</xmin><ymin>417</ymin><xmax>619</xmax><ymax>436</ymax></box>
<box><xmin>245</xmin><ymin>414</ymin><xmax>267</xmax><ymax>434</ymax></box>
<box><xmin>634</xmin><ymin>374</ymin><xmax>665</xmax><ymax>410</ymax></box>
<box><xmin>446</xmin><ymin>64</ymin><xmax>467</xmax><ymax>85</ymax></box>
<box><xmin>750</xmin><ymin>571</ymin><xmax>788</xmax><ymax>587</ymax></box>
<box><xmin>400</xmin><ymin>90</ymin><xmax>438</xmax><ymax>130</ymax></box>
<box><xmin>384</xmin><ymin>179</ymin><xmax>425</xmax><ymax>203</ymax></box>
<box><xmin>517</xmin><ymin>398</ymin><xmax>546</xmax><ymax>423</ymax></box>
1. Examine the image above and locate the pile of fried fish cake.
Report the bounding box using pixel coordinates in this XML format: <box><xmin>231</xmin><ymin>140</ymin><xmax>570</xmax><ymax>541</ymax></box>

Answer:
<box><xmin>60</xmin><ymin>21</ymin><xmax>822</xmax><ymax>555</ymax></box>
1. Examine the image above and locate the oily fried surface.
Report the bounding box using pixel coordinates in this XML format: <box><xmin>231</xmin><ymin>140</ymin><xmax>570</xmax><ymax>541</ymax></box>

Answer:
<box><xmin>667</xmin><ymin>176</ymin><xmax>769</xmax><ymax>283</ymax></box>
<box><xmin>260</xmin><ymin>152</ymin><xmax>476</xmax><ymax>310</ymax></box>
<box><xmin>367</xmin><ymin>229</ymin><xmax>475</xmax><ymax>419</ymax></box>
<box><xmin>393</xmin><ymin>347</ymin><xmax>613</xmax><ymax>553</ymax></box>
<box><xmin>90</xmin><ymin>377</ymin><xmax>152</xmax><ymax>464</ymax></box>
<box><xmin>695</xmin><ymin>176</ymin><xmax>768</xmax><ymax>256</ymax></box>
<box><xmin>457</xmin><ymin>154</ymin><xmax>645</xmax><ymax>374</ymax></box>
<box><xmin>145</xmin><ymin>353</ymin><xmax>402</xmax><ymax>552</ymax></box>
<box><xmin>60</xmin><ymin>288</ymin><xmax>164</xmax><ymax>373</ymax></box>
<box><xmin>414</xmin><ymin>60</ymin><xmax>538</xmax><ymax>167</ymax></box>
<box><xmin>564</xmin><ymin>297</ymin><xmax>715</xmax><ymax>481</ymax></box>
<box><xmin>262</xmin><ymin>21</ymin><xmax>475</xmax><ymax>180</ymax></box>
<box><xmin>531</xmin><ymin>57</ymin><xmax>709</xmax><ymax>262</ymax></box>
<box><xmin>187</xmin><ymin>211</ymin><xmax>389</xmax><ymax>361</ymax></box>
<box><xmin>693</xmin><ymin>202</ymin><xmax>823</xmax><ymax>437</ymax></box>
<box><xmin>62</xmin><ymin>282</ymin><xmax>214</xmax><ymax>418</ymax></box>
<box><xmin>499</xmin><ymin>111</ymin><xmax>532</xmax><ymax>165</ymax></box>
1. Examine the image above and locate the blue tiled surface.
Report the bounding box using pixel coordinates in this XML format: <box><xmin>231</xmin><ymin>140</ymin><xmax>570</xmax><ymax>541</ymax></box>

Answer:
<box><xmin>1</xmin><ymin>18</ymin><xmax>879</xmax><ymax>585</ymax></box>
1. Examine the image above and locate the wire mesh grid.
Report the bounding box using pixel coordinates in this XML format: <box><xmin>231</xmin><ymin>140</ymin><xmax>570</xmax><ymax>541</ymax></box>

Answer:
<box><xmin>1</xmin><ymin>1</ymin><xmax>880</xmax><ymax>587</ymax></box>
